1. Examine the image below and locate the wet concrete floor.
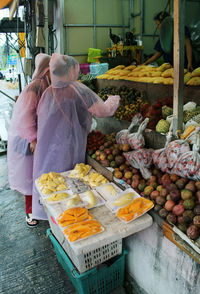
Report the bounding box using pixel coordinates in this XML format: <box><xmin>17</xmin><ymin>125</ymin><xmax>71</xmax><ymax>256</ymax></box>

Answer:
<box><xmin>0</xmin><ymin>154</ymin><xmax>77</xmax><ymax>294</ymax></box>
<box><xmin>0</xmin><ymin>154</ymin><xmax>127</xmax><ymax>294</ymax></box>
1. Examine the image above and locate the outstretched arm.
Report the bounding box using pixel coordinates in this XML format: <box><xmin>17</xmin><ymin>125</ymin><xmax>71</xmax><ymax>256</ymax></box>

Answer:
<box><xmin>185</xmin><ymin>37</ymin><xmax>193</xmax><ymax>72</ymax></box>
<box><xmin>88</xmin><ymin>95</ymin><xmax>120</xmax><ymax>118</ymax></box>
<box><xmin>143</xmin><ymin>52</ymin><xmax>163</xmax><ymax>65</ymax></box>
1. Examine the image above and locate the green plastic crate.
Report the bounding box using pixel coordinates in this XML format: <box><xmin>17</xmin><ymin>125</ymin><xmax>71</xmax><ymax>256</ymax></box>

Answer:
<box><xmin>47</xmin><ymin>228</ymin><xmax>127</xmax><ymax>294</ymax></box>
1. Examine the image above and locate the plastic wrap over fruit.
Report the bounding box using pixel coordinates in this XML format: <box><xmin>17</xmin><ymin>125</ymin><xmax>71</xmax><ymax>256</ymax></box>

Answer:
<box><xmin>123</xmin><ymin>148</ymin><xmax>153</xmax><ymax>179</ymax></box>
<box><xmin>172</xmin><ymin>128</ymin><xmax>200</xmax><ymax>180</ymax></box>
<box><xmin>116</xmin><ymin>113</ymin><xmax>143</xmax><ymax>145</ymax></box>
<box><xmin>152</xmin><ymin>127</ymin><xmax>173</xmax><ymax>173</ymax></box>
<box><xmin>126</xmin><ymin>117</ymin><xmax>149</xmax><ymax>150</ymax></box>
<box><xmin>165</xmin><ymin>139</ymin><xmax>190</xmax><ymax>169</ymax></box>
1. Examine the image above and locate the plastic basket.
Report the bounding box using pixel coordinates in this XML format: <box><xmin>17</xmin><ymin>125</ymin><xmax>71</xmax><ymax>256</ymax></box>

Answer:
<box><xmin>87</xmin><ymin>48</ymin><xmax>102</xmax><ymax>63</ymax></box>
<box><xmin>46</xmin><ymin>209</ymin><xmax>122</xmax><ymax>273</ymax></box>
<box><xmin>80</xmin><ymin>63</ymin><xmax>90</xmax><ymax>75</ymax></box>
<box><xmin>47</xmin><ymin>228</ymin><xmax>127</xmax><ymax>294</ymax></box>
<box><xmin>89</xmin><ymin>63</ymin><xmax>109</xmax><ymax>78</ymax></box>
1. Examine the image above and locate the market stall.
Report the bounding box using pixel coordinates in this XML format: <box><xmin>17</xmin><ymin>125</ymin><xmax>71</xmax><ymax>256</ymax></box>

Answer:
<box><xmin>35</xmin><ymin>165</ymin><xmax>154</xmax><ymax>293</ymax></box>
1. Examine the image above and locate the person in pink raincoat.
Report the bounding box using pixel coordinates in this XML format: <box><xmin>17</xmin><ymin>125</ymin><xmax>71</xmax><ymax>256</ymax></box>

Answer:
<box><xmin>32</xmin><ymin>53</ymin><xmax>120</xmax><ymax>220</ymax></box>
<box><xmin>7</xmin><ymin>53</ymin><xmax>51</xmax><ymax>227</ymax></box>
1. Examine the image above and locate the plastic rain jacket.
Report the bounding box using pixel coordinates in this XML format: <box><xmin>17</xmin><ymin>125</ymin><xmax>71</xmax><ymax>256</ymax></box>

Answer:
<box><xmin>32</xmin><ymin>53</ymin><xmax>120</xmax><ymax>219</ymax></box>
<box><xmin>7</xmin><ymin>53</ymin><xmax>51</xmax><ymax>195</ymax></box>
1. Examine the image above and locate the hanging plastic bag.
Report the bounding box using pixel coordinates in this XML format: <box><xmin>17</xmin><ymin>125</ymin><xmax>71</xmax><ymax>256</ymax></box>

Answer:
<box><xmin>127</xmin><ymin>117</ymin><xmax>149</xmax><ymax>150</ymax></box>
<box><xmin>152</xmin><ymin>124</ymin><xmax>173</xmax><ymax>173</ymax></box>
<box><xmin>172</xmin><ymin>128</ymin><xmax>200</xmax><ymax>180</ymax></box>
<box><xmin>165</xmin><ymin>136</ymin><xmax>191</xmax><ymax>169</ymax></box>
<box><xmin>123</xmin><ymin>148</ymin><xmax>153</xmax><ymax>179</ymax></box>
<box><xmin>115</xmin><ymin>113</ymin><xmax>143</xmax><ymax>145</ymax></box>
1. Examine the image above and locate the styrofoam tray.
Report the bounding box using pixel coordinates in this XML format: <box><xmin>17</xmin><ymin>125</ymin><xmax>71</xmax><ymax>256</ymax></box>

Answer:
<box><xmin>35</xmin><ymin>179</ymin><xmax>69</xmax><ymax>198</ymax></box>
<box><xmin>116</xmin><ymin>198</ymin><xmax>154</xmax><ymax>224</ymax></box>
<box><xmin>95</xmin><ymin>182</ymin><xmax>123</xmax><ymax>201</ymax></box>
<box><xmin>64</xmin><ymin>221</ymin><xmax>105</xmax><ymax>244</ymax></box>
<box><xmin>44</xmin><ymin>190</ymin><xmax>75</xmax><ymax>204</ymax></box>
<box><xmin>66</xmin><ymin>177</ymin><xmax>90</xmax><ymax>194</ymax></box>
<box><xmin>79</xmin><ymin>190</ymin><xmax>105</xmax><ymax>209</ymax></box>
<box><xmin>105</xmin><ymin>188</ymin><xmax>141</xmax><ymax>213</ymax></box>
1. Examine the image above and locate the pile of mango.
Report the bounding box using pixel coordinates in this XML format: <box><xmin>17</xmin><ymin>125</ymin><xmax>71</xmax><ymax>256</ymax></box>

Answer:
<box><xmin>97</xmin><ymin>64</ymin><xmax>200</xmax><ymax>86</ymax></box>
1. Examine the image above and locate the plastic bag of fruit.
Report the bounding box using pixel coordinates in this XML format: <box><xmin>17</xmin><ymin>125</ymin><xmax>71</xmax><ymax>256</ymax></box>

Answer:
<box><xmin>152</xmin><ymin>125</ymin><xmax>173</xmax><ymax>173</ymax></box>
<box><xmin>165</xmin><ymin>137</ymin><xmax>191</xmax><ymax>169</ymax></box>
<box><xmin>172</xmin><ymin>128</ymin><xmax>200</xmax><ymax>180</ymax></box>
<box><xmin>116</xmin><ymin>113</ymin><xmax>143</xmax><ymax>145</ymax></box>
<box><xmin>126</xmin><ymin>117</ymin><xmax>149</xmax><ymax>150</ymax></box>
<box><xmin>123</xmin><ymin>148</ymin><xmax>153</xmax><ymax>179</ymax></box>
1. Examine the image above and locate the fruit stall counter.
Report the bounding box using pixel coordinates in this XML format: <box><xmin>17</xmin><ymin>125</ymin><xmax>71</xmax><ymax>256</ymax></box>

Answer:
<box><xmin>87</xmin><ymin>154</ymin><xmax>200</xmax><ymax>263</ymax></box>
<box><xmin>85</xmin><ymin>156</ymin><xmax>200</xmax><ymax>294</ymax></box>
<box><xmin>37</xmin><ymin>168</ymin><xmax>153</xmax><ymax>274</ymax></box>
<box><xmin>95</xmin><ymin>79</ymin><xmax>200</xmax><ymax>105</ymax></box>
<box><xmin>44</xmin><ymin>200</ymin><xmax>152</xmax><ymax>253</ymax></box>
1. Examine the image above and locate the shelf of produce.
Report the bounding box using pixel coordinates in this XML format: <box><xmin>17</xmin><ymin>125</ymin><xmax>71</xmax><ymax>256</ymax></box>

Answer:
<box><xmin>95</xmin><ymin>79</ymin><xmax>200</xmax><ymax>105</ymax></box>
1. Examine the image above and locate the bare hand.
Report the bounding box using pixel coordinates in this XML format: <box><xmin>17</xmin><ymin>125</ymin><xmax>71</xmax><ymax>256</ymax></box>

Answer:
<box><xmin>30</xmin><ymin>139</ymin><xmax>37</xmax><ymax>153</ymax></box>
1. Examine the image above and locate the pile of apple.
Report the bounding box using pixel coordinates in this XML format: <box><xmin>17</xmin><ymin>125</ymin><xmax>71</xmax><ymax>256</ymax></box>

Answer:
<box><xmin>88</xmin><ymin>134</ymin><xmax>200</xmax><ymax>242</ymax></box>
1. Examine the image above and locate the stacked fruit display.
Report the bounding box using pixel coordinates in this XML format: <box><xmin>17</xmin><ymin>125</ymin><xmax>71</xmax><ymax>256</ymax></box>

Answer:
<box><xmin>86</xmin><ymin>130</ymin><xmax>105</xmax><ymax>154</ymax></box>
<box><xmin>139</xmin><ymin>171</ymin><xmax>200</xmax><ymax>241</ymax></box>
<box><xmin>139</xmin><ymin>97</ymin><xmax>173</xmax><ymax>130</ymax></box>
<box><xmin>87</xmin><ymin>133</ymin><xmax>200</xmax><ymax>243</ymax></box>
<box><xmin>98</xmin><ymin>86</ymin><xmax>146</xmax><ymax>121</ymax></box>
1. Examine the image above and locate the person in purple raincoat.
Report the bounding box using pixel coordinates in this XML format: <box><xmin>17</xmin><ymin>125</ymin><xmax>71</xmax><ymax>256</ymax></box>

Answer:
<box><xmin>32</xmin><ymin>53</ymin><xmax>120</xmax><ymax>220</ymax></box>
<box><xmin>7</xmin><ymin>53</ymin><xmax>51</xmax><ymax>227</ymax></box>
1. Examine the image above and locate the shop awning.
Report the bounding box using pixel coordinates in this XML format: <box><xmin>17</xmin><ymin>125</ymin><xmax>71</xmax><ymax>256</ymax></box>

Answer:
<box><xmin>0</xmin><ymin>17</ymin><xmax>24</xmax><ymax>33</ymax></box>
<box><xmin>0</xmin><ymin>0</ymin><xmax>13</xmax><ymax>10</ymax></box>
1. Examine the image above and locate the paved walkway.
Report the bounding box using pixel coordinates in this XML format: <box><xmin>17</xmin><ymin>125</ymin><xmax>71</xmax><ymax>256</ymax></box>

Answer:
<box><xmin>0</xmin><ymin>155</ymin><xmax>77</xmax><ymax>294</ymax></box>
<box><xmin>0</xmin><ymin>155</ymin><xmax>127</xmax><ymax>294</ymax></box>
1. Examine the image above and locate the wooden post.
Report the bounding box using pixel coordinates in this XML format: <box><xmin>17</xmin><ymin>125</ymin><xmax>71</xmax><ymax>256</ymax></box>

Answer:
<box><xmin>173</xmin><ymin>0</ymin><xmax>185</xmax><ymax>134</ymax></box>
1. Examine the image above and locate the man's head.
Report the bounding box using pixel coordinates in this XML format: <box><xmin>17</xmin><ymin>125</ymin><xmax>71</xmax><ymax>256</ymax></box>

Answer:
<box><xmin>154</xmin><ymin>11</ymin><xmax>170</xmax><ymax>29</ymax></box>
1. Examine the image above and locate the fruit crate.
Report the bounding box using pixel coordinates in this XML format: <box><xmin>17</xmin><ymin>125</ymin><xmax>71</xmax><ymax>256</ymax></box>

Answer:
<box><xmin>46</xmin><ymin>209</ymin><xmax>122</xmax><ymax>273</ymax></box>
<box><xmin>47</xmin><ymin>228</ymin><xmax>127</xmax><ymax>294</ymax></box>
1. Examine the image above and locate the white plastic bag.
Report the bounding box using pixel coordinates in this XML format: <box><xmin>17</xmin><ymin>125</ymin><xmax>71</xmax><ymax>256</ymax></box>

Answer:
<box><xmin>152</xmin><ymin>125</ymin><xmax>173</xmax><ymax>173</ymax></box>
<box><xmin>127</xmin><ymin>118</ymin><xmax>149</xmax><ymax>150</ymax></box>
<box><xmin>115</xmin><ymin>113</ymin><xmax>143</xmax><ymax>145</ymax></box>
<box><xmin>172</xmin><ymin>128</ymin><xmax>200</xmax><ymax>180</ymax></box>
<box><xmin>183</xmin><ymin>101</ymin><xmax>196</xmax><ymax>112</ymax></box>
<box><xmin>123</xmin><ymin>148</ymin><xmax>153</xmax><ymax>179</ymax></box>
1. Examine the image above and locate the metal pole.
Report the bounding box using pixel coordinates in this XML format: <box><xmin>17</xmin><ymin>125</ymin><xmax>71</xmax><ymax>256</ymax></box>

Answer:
<box><xmin>173</xmin><ymin>0</ymin><xmax>185</xmax><ymax>133</ymax></box>
<box><xmin>121</xmin><ymin>0</ymin><xmax>125</xmax><ymax>39</ymax></box>
<box><xmin>0</xmin><ymin>90</ymin><xmax>15</xmax><ymax>102</ymax></box>
<box><xmin>44</xmin><ymin>0</ymin><xmax>49</xmax><ymax>54</ymax></box>
<box><xmin>93</xmin><ymin>0</ymin><xmax>96</xmax><ymax>48</ymax></box>
<box><xmin>130</xmin><ymin>0</ymin><xmax>134</xmax><ymax>30</ymax></box>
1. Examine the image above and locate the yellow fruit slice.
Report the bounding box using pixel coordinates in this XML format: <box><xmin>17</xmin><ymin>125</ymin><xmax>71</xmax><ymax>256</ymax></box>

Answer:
<box><xmin>113</xmin><ymin>192</ymin><xmax>134</xmax><ymax>207</ymax></box>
